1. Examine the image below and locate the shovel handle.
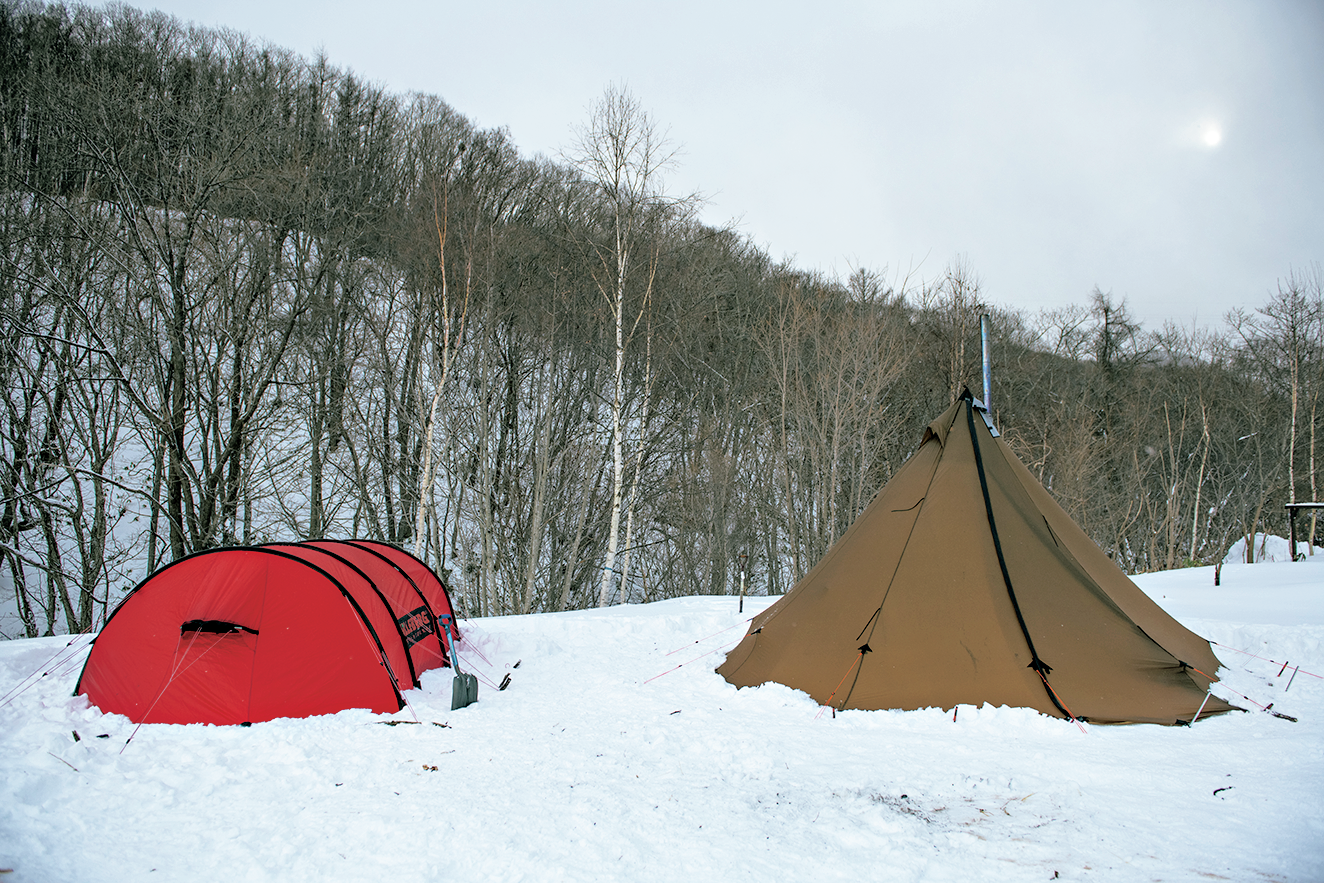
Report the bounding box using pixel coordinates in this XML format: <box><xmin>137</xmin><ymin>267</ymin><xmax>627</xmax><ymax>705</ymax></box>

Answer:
<box><xmin>438</xmin><ymin>615</ymin><xmax>463</xmax><ymax>674</ymax></box>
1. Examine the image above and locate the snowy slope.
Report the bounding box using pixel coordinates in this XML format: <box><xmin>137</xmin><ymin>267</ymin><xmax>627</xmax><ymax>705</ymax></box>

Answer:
<box><xmin>1</xmin><ymin>562</ymin><xmax>1321</xmax><ymax>882</ymax></box>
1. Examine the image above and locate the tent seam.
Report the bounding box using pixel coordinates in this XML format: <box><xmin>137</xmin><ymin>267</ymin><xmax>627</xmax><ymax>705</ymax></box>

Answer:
<box><xmin>965</xmin><ymin>396</ymin><xmax>1073</xmax><ymax>720</ymax></box>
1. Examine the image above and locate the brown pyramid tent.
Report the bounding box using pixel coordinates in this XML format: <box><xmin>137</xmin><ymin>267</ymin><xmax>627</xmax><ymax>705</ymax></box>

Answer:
<box><xmin>718</xmin><ymin>393</ymin><xmax>1234</xmax><ymax>725</ymax></box>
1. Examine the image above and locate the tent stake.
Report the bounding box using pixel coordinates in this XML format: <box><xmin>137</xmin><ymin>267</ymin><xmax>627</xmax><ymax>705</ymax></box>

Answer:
<box><xmin>1191</xmin><ymin>690</ymin><xmax>1213</xmax><ymax>724</ymax></box>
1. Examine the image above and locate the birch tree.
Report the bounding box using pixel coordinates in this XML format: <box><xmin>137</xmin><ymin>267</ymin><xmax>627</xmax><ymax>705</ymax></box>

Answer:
<box><xmin>413</xmin><ymin>153</ymin><xmax>469</xmax><ymax>562</ymax></box>
<box><xmin>566</xmin><ymin>85</ymin><xmax>694</xmax><ymax>608</ymax></box>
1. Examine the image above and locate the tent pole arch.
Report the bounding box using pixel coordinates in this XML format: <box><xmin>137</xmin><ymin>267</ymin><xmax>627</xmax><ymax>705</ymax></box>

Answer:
<box><xmin>314</xmin><ymin>540</ymin><xmax>449</xmax><ymax>669</ymax></box>
<box><xmin>263</xmin><ymin>543</ymin><xmax>422</xmax><ymax>688</ymax></box>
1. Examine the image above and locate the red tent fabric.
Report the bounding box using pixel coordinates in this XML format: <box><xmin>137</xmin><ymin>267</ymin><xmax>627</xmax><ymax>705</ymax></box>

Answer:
<box><xmin>294</xmin><ymin>541</ymin><xmax>451</xmax><ymax>680</ymax></box>
<box><xmin>346</xmin><ymin>541</ymin><xmax>460</xmax><ymax>640</ymax></box>
<box><xmin>257</xmin><ymin>543</ymin><xmax>418</xmax><ymax>687</ymax></box>
<box><xmin>76</xmin><ymin>542</ymin><xmax>460</xmax><ymax>725</ymax></box>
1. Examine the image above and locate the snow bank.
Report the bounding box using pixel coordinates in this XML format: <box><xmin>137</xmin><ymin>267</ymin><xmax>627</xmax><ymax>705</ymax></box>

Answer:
<box><xmin>1</xmin><ymin>569</ymin><xmax>1321</xmax><ymax>882</ymax></box>
<box><xmin>1222</xmin><ymin>532</ymin><xmax>1323</xmax><ymax>564</ymax></box>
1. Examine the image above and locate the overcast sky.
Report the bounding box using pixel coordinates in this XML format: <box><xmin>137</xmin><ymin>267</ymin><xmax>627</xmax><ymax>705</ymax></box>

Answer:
<box><xmin>133</xmin><ymin>0</ymin><xmax>1322</xmax><ymax>329</ymax></box>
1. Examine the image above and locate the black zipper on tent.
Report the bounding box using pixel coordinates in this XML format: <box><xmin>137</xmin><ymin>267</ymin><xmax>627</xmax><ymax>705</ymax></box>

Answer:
<box><xmin>855</xmin><ymin>607</ymin><xmax>882</xmax><ymax>642</ymax></box>
<box><xmin>181</xmin><ymin>620</ymin><xmax>258</xmax><ymax>636</ymax></box>
<box><xmin>964</xmin><ymin>396</ymin><xmax>1074</xmax><ymax>720</ymax></box>
<box><xmin>836</xmin><ymin>424</ymin><xmax>948</xmax><ymax>711</ymax></box>
<box><xmin>1042</xmin><ymin>516</ymin><xmax>1062</xmax><ymax>548</ymax></box>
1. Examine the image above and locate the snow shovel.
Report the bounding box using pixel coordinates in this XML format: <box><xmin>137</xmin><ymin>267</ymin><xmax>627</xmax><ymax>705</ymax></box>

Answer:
<box><xmin>440</xmin><ymin>616</ymin><xmax>478</xmax><ymax>711</ymax></box>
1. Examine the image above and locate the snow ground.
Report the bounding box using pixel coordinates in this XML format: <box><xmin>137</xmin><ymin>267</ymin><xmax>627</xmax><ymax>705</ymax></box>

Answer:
<box><xmin>1</xmin><ymin>562</ymin><xmax>1321</xmax><ymax>882</ymax></box>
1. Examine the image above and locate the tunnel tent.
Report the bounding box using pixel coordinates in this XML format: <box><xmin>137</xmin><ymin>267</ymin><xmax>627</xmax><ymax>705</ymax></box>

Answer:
<box><xmin>718</xmin><ymin>393</ymin><xmax>1236</xmax><ymax>726</ymax></box>
<box><xmin>76</xmin><ymin>542</ymin><xmax>456</xmax><ymax>726</ymax></box>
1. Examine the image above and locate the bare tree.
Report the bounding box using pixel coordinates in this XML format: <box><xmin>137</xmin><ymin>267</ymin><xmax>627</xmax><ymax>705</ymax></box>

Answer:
<box><xmin>760</xmin><ymin>272</ymin><xmax>912</xmax><ymax>580</ymax></box>
<box><xmin>566</xmin><ymin>84</ymin><xmax>695</xmax><ymax>607</ymax></box>
<box><xmin>1232</xmin><ymin>269</ymin><xmax>1324</xmax><ymax>512</ymax></box>
<box><xmin>413</xmin><ymin>152</ymin><xmax>470</xmax><ymax>561</ymax></box>
<box><xmin>915</xmin><ymin>257</ymin><xmax>985</xmax><ymax>406</ymax></box>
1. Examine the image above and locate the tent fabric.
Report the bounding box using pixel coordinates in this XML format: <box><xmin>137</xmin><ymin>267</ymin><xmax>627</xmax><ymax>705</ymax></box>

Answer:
<box><xmin>299</xmin><ymin>541</ymin><xmax>452</xmax><ymax>676</ymax></box>
<box><xmin>259</xmin><ymin>543</ymin><xmax>418</xmax><ymax>688</ymax></box>
<box><xmin>717</xmin><ymin>395</ymin><xmax>1234</xmax><ymax>725</ymax></box>
<box><xmin>346</xmin><ymin>540</ymin><xmax>460</xmax><ymax>636</ymax></box>
<box><xmin>76</xmin><ymin>542</ymin><xmax>460</xmax><ymax>725</ymax></box>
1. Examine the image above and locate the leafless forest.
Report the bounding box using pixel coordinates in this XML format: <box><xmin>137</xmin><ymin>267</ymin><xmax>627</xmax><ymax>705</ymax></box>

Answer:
<box><xmin>2</xmin><ymin>2</ymin><xmax>1321</xmax><ymax>637</ymax></box>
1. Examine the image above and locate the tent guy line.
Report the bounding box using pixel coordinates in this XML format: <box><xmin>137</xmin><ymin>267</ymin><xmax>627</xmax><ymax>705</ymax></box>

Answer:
<box><xmin>663</xmin><ymin>619</ymin><xmax>750</xmax><ymax>657</ymax></box>
<box><xmin>0</xmin><ymin>635</ymin><xmax>93</xmax><ymax>711</ymax></box>
<box><xmin>1212</xmin><ymin>642</ymin><xmax>1322</xmax><ymax>681</ymax></box>
<box><xmin>644</xmin><ymin>638</ymin><xmax>744</xmax><ymax>685</ymax></box>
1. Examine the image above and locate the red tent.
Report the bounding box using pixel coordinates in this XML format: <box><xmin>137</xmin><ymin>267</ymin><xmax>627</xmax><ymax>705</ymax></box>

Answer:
<box><xmin>76</xmin><ymin>542</ymin><xmax>460</xmax><ymax>725</ymax></box>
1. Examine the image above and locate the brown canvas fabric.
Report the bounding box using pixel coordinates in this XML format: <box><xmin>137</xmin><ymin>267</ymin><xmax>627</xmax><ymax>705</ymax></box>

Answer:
<box><xmin>717</xmin><ymin>396</ymin><xmax>1234</xmax><ymax>725</ymax></box>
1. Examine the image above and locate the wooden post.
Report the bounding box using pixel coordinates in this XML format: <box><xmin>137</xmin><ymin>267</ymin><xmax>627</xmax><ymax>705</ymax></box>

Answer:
<box><xmin>1284</xmin><ymin>502</ymin><xmax>1323</xmax><ymax>562</ymax></box>
<box><xmin>1289</xmin><ymin>507</ymin><xmax>1299</xmax><ymax>562</ymax></box>
<box><xmin>738</xmin><ymin>552</ymin><xmax>748</xmax><ymax>613</ymax></box>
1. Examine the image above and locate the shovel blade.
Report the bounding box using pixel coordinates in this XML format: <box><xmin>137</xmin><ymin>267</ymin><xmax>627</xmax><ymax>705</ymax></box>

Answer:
<box><xmin>451</xmin><ymin>672</ymin><xmax>478</xmax><ymax>710</ymax></box>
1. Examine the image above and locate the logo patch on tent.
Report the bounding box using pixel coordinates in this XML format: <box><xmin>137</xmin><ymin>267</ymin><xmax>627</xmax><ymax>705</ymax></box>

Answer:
<box><xmin>396</xmin><ymin>606</ymin><xmax>435</xmax><ymax>648</ymax></box>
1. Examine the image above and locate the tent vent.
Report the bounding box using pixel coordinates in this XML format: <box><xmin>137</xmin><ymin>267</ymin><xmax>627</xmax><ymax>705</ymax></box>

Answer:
<box><xmin>181</xmin><ymin>620</ymin><xmax>259</xmax><ymax>636</ymax></box>
<box><xmin>970</xmin><ymin>396</ymin><xmax>1001</xmax><ymax>437</ymax></box>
